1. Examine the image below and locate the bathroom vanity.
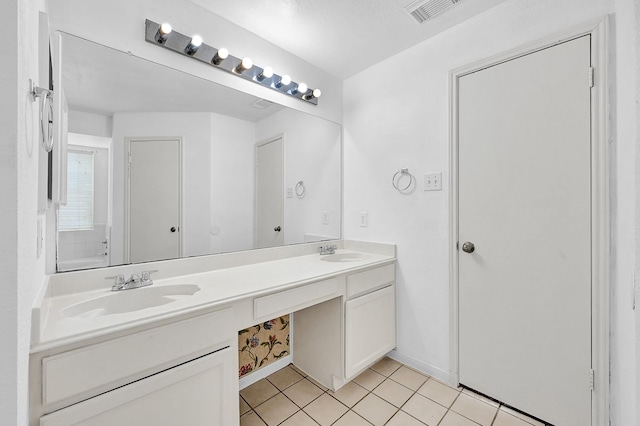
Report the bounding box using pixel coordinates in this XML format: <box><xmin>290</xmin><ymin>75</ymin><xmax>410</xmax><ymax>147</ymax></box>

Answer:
<box><xmin>29</xmin><ymin>240</ymin><xmax>396</xmax><ymax>426</ymax></box>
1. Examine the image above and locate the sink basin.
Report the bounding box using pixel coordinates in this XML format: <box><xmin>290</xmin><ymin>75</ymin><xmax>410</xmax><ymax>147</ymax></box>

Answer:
<box><xmin>320</xmin><ymin>252</ymin><xmax>368</xmax><ymax>263</ymax></box>
<box><xmin>61</xmin><ymin>284</ymin><xmax>201</xmax><ymax>319</ymax></box>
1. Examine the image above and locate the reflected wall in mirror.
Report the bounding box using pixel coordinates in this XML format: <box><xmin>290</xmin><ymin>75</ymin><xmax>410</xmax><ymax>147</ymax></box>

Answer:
<box><xmin>56</xmin><ymin>34</ymin><xmax>341</xmax><ymax>272</ymax></box>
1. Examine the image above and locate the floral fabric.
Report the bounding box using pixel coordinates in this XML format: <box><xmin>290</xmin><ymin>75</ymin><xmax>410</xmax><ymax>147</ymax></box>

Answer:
<box><xmin>238</xmin><ymin>315</ymin><xmax>290</xmax><ymax>377</ymax></box>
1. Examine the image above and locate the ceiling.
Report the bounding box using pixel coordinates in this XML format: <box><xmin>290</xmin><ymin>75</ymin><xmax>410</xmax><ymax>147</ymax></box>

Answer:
<box><xmin>189</xmin><ymin>0</ymin><xmax>507</xmax><ymax>79</ymax></box>
<box><xmin>63</xmin><ymin>34</ymin><xmax>284</xmax><ymax>121</ymax></box>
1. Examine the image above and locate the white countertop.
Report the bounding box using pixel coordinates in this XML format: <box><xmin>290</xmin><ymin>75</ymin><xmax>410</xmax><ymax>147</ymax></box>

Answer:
<box><xmin>32</xmin><ymin>243</ymin><xmax>395</xmax><ymax>353</ymax></box>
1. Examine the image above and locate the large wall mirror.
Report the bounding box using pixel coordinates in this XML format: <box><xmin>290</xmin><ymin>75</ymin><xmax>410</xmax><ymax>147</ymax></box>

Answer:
<box><xmin>56</xmin><ymin>34</ymin><xmax>341</xmax><ymax>272</ymax></box>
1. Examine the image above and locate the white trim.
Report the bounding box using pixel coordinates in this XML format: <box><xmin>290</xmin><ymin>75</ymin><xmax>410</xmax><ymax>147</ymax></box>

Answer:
<box><xmin>387</xmin><ymin>350</ymin><xmax>450</xmax><ymax>384</ymax></box>
<box><xmin>124</xmin><ymin>137</ymin><xmax>184</xmax><ymax>263</ymax></box>
<box><xmin>449</xmin><ymin>17</ymin><xmax>610</xmax><ymax>426</ymax></box>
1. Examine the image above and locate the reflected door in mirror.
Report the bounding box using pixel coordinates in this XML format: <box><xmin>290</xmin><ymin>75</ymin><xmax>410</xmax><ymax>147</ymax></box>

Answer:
<box><xmin>256</xmin><ymin>137</ymin><xmax>284</xmax><ymax>249</ymax></box>
<box><xmin>127</xmin><ymin>139</ymin><xmax>182</xmax><ymax>263</ymax></box>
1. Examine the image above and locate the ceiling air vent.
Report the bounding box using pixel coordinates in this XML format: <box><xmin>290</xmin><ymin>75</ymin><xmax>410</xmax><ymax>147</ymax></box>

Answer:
<box><xmin>405</xmin><ymin>0</ymin><xmax>461</xmax><ymax>24</ymax></box>
<box><xmin>251</xmin><ymin>98</ymin><xmax>274</xmax><ymax>109</ymax></box>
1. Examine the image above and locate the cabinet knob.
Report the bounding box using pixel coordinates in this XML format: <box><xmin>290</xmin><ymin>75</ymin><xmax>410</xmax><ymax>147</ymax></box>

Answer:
<box><xmin>462</xmin><ymin>242</ymin><xmax>475</xmax><ymax>253</ymax></box>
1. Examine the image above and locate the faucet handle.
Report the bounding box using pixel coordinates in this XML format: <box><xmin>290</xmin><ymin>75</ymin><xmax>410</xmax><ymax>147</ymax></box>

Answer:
<box><xmin>105</xmin><ymin>274</ymin><xmax>126</xmax><ymax>285</ymax></box>
<box><xmin>141</xmin><ymin>270</ymin><xmax>158</xmax><ymax>282</ymax></box>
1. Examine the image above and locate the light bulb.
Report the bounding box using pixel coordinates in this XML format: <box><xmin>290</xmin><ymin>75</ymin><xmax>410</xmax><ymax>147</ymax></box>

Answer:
<box><xmin>276</xmin><ymin>74</ymin><xmax>291</xmax><ymax>88</ymax></box>
<box><xmin>296</xmin><ymin>83</ymin><xmax>308</xmax><ymax>94</ymax></box>
<box><xmin>304</xmin><ymin>88</ymin><xmax>322</xmax><ymax>100</ymax></box>
<box><xmin>191</xmin><ymin>35</ymin><xmax>203</xmax><ymax>47</ymax></box>
<box><xmin>235</xmin><ymin>57</ymin><xmax>253</xmax><ymax>73</ymax></box>
<box><xmin>185</xmin><ymin>35</ymin><xmax>203</xmax><ymax>54</ymax></box>
<box><xmin>156</xmin><ymin>22</ymin><xmax>172</xmax><ymax>43</ymax></box>
<box><xmin>212</xmin><ymin>47</ymin><xmax>229</xmax><ymax>65</ymax></box>
<box><xmin>257</xmin><ymin>66</ymin><xmax>274</xmax><ymax>81</ymax></box>
<box><xmin>159</xmin><ymin>22</ymin><xmax>172</xmax><ymax>36</ymax></box>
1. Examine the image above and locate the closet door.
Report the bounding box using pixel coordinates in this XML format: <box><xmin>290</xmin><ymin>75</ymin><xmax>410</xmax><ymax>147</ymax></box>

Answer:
<box><xmin>457</xmin><ymin>36</ymin><xmax>592</xmax><ymax>425</ymax></box>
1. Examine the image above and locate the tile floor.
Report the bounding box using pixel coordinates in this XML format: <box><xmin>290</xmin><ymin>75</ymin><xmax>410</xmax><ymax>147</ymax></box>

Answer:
<box><xmin>240</xmin><ymin>358</ymin><xmax>548</xmax><ymax>426</ymax></box>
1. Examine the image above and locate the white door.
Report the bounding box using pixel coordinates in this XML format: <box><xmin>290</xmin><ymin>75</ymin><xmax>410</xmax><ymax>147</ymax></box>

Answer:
<box><xmin>256</xmin><ymin>137</ymin><xmax>284</xmax><ymax>249</ymax></box>
<box><xmin>458</xmin><ymin>36</ymin><xmax>591</xmax><ymax>425</ymax></box>
<box><xmin>127</xmin><ymin>139</ymin><xmax>181</xmax><ymax>263</ymax></box>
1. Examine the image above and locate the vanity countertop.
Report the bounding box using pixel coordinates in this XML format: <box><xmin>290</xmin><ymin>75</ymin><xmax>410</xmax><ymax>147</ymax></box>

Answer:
<box><xmin>32</xmin><ymin>242</ymin><xmax>395</xmax><ymax>353</ymax></box>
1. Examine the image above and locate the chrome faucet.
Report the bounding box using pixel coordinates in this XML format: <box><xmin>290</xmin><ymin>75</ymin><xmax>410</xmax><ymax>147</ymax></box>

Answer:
<box><xmin>107</xmin><ymin>270</ymin><xmax>157</xmax><ymax>291</ymax></box>
<box><xmin>319</xmin><ymin>245</ymin><xmax>338</xmax><ymax>255</ymax></box>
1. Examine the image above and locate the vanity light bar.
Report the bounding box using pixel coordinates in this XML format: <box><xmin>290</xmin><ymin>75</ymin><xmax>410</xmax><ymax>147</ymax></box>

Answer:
<box><xmin>144</xmin><ymin>19</ymin><xmax>320</xmax><ymax>105</ymax></box>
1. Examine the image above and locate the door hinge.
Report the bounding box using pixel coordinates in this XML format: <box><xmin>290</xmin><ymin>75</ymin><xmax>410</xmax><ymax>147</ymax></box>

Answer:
<box><xmin>589</xmin><ymin>67</ymin><xmax>595</xmax><ymax>88</ymax></box>
<box><xmin>589</xmin><ymin>369</ymin><xmax>595</xmax><ymax>391</ymax></box>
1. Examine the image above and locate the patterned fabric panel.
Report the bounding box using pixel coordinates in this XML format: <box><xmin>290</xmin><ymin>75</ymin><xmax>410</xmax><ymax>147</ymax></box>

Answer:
<box><xmin>238</xmin><ymin>315</ymin><xmax>290</xmax><ymax>377</ymax></box>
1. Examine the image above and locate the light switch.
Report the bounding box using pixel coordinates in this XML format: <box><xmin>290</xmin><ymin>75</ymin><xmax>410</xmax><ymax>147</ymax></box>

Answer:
<box><xmin>424</xmin><ymin>172</ymin><xmax>442</xmax><ymax>191</ymax></box>
<box><xmin>287</xmin><ymin>188</ymin><xmax>294</xmax><ymax>198</ymax></box>
<box><xmin>322</xmin><ymin>211</ymin><xmax>330</xmax><ymax>225</ymax></box>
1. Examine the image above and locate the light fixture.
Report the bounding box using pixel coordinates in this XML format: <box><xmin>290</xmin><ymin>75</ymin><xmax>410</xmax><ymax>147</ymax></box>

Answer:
<box><xmin>212</xmin><ymin>47</ymin><xmax>228</xmax><ymax>65</ymax></box>
<box><xmin>144</xmin><ymin>19</ymin><xmax>321</xmax><ymax>105</ymax></box>
<box><xmin>235</xmin><ymin>57</ymin><xmax>253</xmax><ymax>74</ymax></box>
<box><xmin>293</xmin><ymin>82</ymin><xmax>308</xmax><ymax>95</ymax></box>
<box><xmin>185</xmin><ymin>35</ymin><xmax>202</xmax><ymax>55</ymax></box>
<box><xmin>155</xmin><ymin>22</ymin><xmax>172</xmax><ymax>43</ymax></box>
<box><xmin>276</xmin><ymin>74</ymin><xmax>291</xmax><ymax>88</ymax></box>
<box><xmin>257</xmin><ymin>66</ymin><xmax>273</xmax><ymax>81</ymax></box>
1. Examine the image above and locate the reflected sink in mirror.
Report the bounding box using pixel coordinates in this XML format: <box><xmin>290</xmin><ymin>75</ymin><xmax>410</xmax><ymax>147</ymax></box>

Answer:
<box><xmin>61</xmin><ymin>284</ymin><xmax>201</xmax><ymax>319</ymax></box>
<box><xmin>320</xmin><ymin>253</ymin><xmax>368</xmax><ymax>263</ymax></box>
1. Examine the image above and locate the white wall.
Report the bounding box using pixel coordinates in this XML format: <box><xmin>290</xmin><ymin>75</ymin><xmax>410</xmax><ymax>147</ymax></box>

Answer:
<box><xmin>344</xmin><ymin>0</ymin><xmax>637</xmax><ymax>424</ymax></box>
<box><xmin>0</xmin><ymin>0</ymin><xmax>49</xmax><ymax>424</ymax></box>
<box><xmin>209</xmin><ymin>113</ymin><xmax>256</xmax><ymax>254</ymax></box>
<box><xmin>256</xmin><ymin>109</ymin><xmax>341</xmax><ymax>244</ymax></box>
<box><xmin>68</xmin><ymin>110</ymin><xmax>113</xmax><ymax>138</ymax></box>
<box><xmin>47</xmin><ymin>0</ymin><xmax>342</xmax><ymax>124</ymax></box>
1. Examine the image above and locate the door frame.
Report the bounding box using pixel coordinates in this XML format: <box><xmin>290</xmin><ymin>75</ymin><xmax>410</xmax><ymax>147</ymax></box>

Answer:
<box><xmin>124</xmin><ymin>137</ymin><xmax>184</xmax><ymax>263</ymax></box>
<box><xmin>254</xmin><ymin>134</ymin><xmax>286</xmax><ymax>248</ymax></box>
<box><xmin>449</xmin><ymin>18</ymin><xmax>609</xmax><ymax>426</ymax></box>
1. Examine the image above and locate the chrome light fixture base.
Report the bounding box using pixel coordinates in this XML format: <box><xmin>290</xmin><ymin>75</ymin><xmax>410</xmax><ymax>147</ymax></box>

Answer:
<box><xmin>144</xmin><ymin>20</ymin><xmax>319</xmax><ymax>105</ymax></box>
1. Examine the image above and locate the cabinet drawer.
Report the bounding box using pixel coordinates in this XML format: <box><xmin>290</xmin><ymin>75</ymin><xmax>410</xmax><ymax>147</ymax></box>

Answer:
<box><xmin>42</xmin><ymin>308</ymin><xmax>234</xmax><ymax>407</ymax></box>
<box><xmin>254</xmin><ymin>278</ymin><xmax>340</xmax><ymax>320</ymax></box>
<box><xmin>346</xmin><ymin>264</ymin><xmax>395</xmax><ymax>299</ymax></box>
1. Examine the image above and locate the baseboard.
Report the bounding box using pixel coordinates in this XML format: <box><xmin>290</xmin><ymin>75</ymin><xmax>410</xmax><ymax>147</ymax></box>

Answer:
<box><xmin>238</xmin><ymin>354</ymin><xmax>293</xmax><ymax>390</ymax></box>
<box><xmin>387</xmin><ymin>350</ymin><xmax>452</xmax><ymax>385</ymax></box>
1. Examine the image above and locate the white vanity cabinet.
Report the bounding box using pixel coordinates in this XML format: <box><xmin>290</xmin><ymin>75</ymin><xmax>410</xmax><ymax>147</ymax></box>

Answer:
<box><xmin>30</xmin><ymin>308</ymin><xmax>238</xmax><ymax>426</ymax></box>
<box><xmin>293</xmin><ymin>263</ymin><xmax>396</xmax><ymax>389</ymax></box>
<box><xmin>39</xmin><ymin>347</ymin><xmax>233</xmax><ymax>426</ymax></box>
<box><xmin>344</xmin><ymin>264</ymin><xmax>396</xmax><ymax>379</ymax></box>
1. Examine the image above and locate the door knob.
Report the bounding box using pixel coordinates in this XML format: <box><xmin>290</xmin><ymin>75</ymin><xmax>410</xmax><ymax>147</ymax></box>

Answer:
<box><xmin>462</xmin><ymin>241</ymin><xmax>475</xmax><ymax>253</ymax></box>
<box><xmin>170</xmin><ymin>227</ymin><xmax>176</xmax><ymax>233</ymax></box>
<box><xmin>274</xmin><ymin>226</ymin><xmax>281</xmax><ymax>232</ymax></box>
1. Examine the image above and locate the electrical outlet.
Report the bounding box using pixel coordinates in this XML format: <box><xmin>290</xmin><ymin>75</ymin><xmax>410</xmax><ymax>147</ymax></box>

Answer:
<box><xmin>322</xmin><ymin>211</ymin><xmax>330</xmax><ymax>225</ymax></box>
<box><xmin>359</xmin><ymin>211</ymin><xmax>368</xmax><ymax>227</ymax></box>
<box><xmin>287</xmin><ymin>188</ymin><xmax>294</xmax><ymax>198</ymax></box>
<box><xmin>424</xmin><ymin>172</ymin><xmax>442</xmax><ymax>191</ymax></box>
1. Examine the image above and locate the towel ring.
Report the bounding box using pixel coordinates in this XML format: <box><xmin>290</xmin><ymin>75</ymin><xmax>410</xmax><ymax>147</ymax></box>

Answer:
<box><xmin>392</xmin><ymin>168</ymin><xmax>414</xmax><ymax>192</ymax></box>
<box><xmin>30</xmin><ymin>80</ymin><xmax>54</xmax><ymax>152</ymax></box>
<box><xmin>295</xmin><ymin>181</ymin><xmax>306</xmax><ymax>198</ymax></box>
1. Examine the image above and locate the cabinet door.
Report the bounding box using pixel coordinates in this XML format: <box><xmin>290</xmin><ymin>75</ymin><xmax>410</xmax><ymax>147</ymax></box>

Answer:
<box><xmin>345</xmin><ymin>285</ymin><xmax>396</xmax><ymax>379</ymax></box>
<box><xmin>40</xmin><ymin>347</ymin><xmax>237</xmax><ymax>426</ymax></box>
